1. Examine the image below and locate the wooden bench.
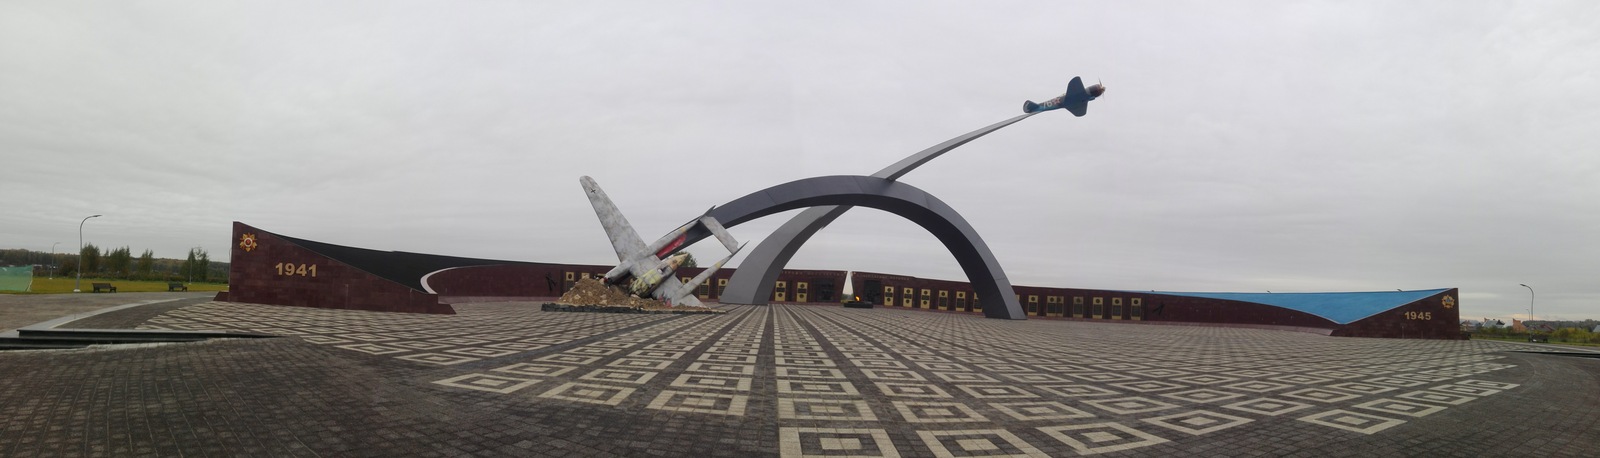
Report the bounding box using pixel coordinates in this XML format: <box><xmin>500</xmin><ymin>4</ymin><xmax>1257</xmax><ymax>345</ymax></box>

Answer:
<box><xmin>168</xmin><ymin>282</ymin><xmax>188</xmax><ymax>292</ymax></box>
<box><xmin>91</xmin><ymin>283</ymin><xmax>117</xmax><ymax>293</ymax></box>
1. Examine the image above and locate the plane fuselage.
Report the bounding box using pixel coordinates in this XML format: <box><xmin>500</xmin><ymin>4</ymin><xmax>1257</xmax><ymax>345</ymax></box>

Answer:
<box><xmin>627</xmin><ymin>253</ymin><xmax>687</xmax><ymax>297</ymax></box>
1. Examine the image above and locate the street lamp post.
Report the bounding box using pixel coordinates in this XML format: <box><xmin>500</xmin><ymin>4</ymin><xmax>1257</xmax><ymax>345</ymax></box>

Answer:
<box><xmin>50</xmin><ymin>242</ymin><xmax>60</xmax><ymax>279</ymax></box>
<box><xmin>1519</xmin><ymin>283</ymin><xmax>1534</xmax><ymax>323</ymax></box>
<box><xmin>74</xmin><ymin>214</ymin><xmax>101</xmax><ymax>293</ymax></box>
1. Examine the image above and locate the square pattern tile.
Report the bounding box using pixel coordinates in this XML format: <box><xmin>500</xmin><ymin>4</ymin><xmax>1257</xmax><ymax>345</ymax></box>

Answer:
<box><xmin>1299</xmin><ymin>409</ymin><xmax>1407</xmax><ymax>434</ymax></box>
<box><xmin>1038</xmin><ymin>422</ymin><xmax>1170</xmax><ymax>454</ymax></box>
<box><xmin>1142</xmin><ymin>410</ymin><xmax>1254</xmax><ymax>435</ymax></box>
<box><xmin>1085</xmin><ymin>397</ymin><xmax>1180</xmax><ymax>415</ymax></box>
<box><xmin>779</xmin><ymin>398</ymin><xmax>878</xmax><ymax>421</ymax></box>
<box><xmin>893</xmin><ymin>401</ymin><xmax>989</xmax><ymax>423</ymax></box>
<box><xmin>990</xmin><ymin>401</ymin><xmax>1095</xmax><ymax>421</ymax></box>
<box><xmin>779</xmin><ymin>428</ymin><xmax>898</xmax><ymax>458</ymax></box>
<box><xmin>916</xmin><ymin>429</ymin><xmax>1045</xmax><ymax>458</ymax></box>
<box><xmin>539</xmin><ymin>382</ymin><xmax>636</xmax><ymax>406</ymax></box>
<box><xmin>148</xmin><ymin>302</ymin><xmax>1532</xmax><ymax>456</ymax></box>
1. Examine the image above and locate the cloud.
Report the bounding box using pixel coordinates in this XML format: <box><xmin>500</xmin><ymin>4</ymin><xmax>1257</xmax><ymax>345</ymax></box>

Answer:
<box><xmin>1</xmin><ymin>0</ymin><xmax>1596</xmax><ymax>322</ymax></box>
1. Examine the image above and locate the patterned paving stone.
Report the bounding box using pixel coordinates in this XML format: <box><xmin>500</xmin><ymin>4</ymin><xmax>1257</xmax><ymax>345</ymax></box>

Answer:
<box><xmin>540</xmin><ymin>382</ymin><xmax>636</xmax><ymax>406</ymax></box>
<box><xmin>1222</xmin><ymin>397</ymin><xmax>1316</xmax><ymax>416</ymax></box>
<box><xmin>432</xmin><ymin>373</ymin><xmax>539</xmax><ymax>394</ymax></box>
<box><xmin>779</xmin><ymin>427</ymin><xmax>899</xmax><ymax>458</ymax></box>
<box><xmin>989</xmin><ymin>401</ymin><xmax>1096</xmax><ymax>421</ymax></box>
<box><xmin>916</xmin><ymin>429</ymin><xmax>1044</xmax><ymax>458</ymax></box>
<box><xmin>1352</xmin><ymin>398</ymin><xmax>1446</xmax><ymax>418</ymax></box>
<box><xmin>1038</xmin><ymin>422</ymin><xmax>1171</xmax><ymax>454</ymax></box>
<box><xmin>1141</xmin><ymin>410</ymin><xmax>1254</xmax><ymax>435</ymax></box>
<box><xmin>1</xmin><ymin>300</ymin><xmax>1596</xmax><ymax>456</ymax></box>
<box><xmin>1298</xmin><ymin>409</ymin><xmax>1407</xmax><ymax>434</ymax></box>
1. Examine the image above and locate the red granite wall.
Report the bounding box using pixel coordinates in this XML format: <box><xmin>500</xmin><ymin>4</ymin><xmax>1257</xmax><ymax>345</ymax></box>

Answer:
<box><xmin>1134</xmin><ymin>293</ymin><xmax>1340</xmax><ymax>328</ymax></box>
<box><xmin>228</xmin><ymin>222</ymin><xmax>453</xmax><ymax>314</ymax></box>
<box><xmin>1334</xmin><ymin>289</ymin><xmax>1463</xmax><ymax>339</ymax></box>
<box><xmin>424</xmin><ymin>264</ymin><xmax>602</xmax><ymax>298</ymax></box>
<box><xmin>424</xmin><ymin>264</ymin><xmax>847</xmax><ymax>304</ymax></box>
<box><xmin>767</xmin><ymin>270</ymin><xmax>849</xmax><ymax>304</ymax></box>
<box><xmin>861</xmin><ymin>279</ymin><xmax>1339</xmax><ymax>329</ymax></box>
<box><xmin>845</xmin><ymin>272</ymin><xmax>1467</xmax><ymax>339</ymax></box>
<box><xmin>223</xmin><ymin>222</ymin><xmax>1460</xmax><ymax>337</ymax></box>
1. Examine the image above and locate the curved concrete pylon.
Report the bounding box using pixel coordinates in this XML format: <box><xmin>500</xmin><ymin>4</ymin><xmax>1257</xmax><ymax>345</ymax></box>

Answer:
<box><xmin>720</xmin><ymin>113</ymin><xmax>1037</xmax><ymax>307</ymax></box>
<box><xmin>703</xmin><ymin>175</ymin><xmax>1027</xmax><ymax>320</ymax></box>
<box><xmin>714</xmin><ymin>205</ymin><xmax>849</xmax><ymax>303</ymax></box>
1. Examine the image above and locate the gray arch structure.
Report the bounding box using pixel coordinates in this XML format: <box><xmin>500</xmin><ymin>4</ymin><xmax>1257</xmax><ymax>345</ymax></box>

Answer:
<box><xmin>697</xmin><ymin>175</ymin><xmax>1028</xmax><ymax>320</ymax></box>
<box><xmin>674</xmin><ymin>112</ymin><xmax>1041</xmax><ymax>319</ymax></box>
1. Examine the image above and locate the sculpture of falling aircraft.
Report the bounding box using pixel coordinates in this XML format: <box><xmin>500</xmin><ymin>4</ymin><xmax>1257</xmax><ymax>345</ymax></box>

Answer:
<box><xmin>579</xmin><ymin>176</ymin><xmax>744</xmax><ymax>307</ymax></box>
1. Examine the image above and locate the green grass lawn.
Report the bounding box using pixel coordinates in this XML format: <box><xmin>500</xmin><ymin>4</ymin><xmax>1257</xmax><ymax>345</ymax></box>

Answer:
<box><xmin>1471</xmin><ymin>334</ymin><xmax>1600</xmax><ymax>348</ymax></box>
<box><xmin>2</xmin><ymin>277</ymin><xmax>228</xmax><ymax>294</ymax></box>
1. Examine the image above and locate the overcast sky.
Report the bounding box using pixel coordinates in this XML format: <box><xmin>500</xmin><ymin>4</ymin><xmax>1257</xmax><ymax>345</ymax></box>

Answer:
<box><xmin>3</xmin><ymin>1</ymin><xmax>1595</xmax><ymax>323</ymax></box>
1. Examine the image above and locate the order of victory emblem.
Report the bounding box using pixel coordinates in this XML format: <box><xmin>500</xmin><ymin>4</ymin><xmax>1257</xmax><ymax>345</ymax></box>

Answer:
<box><xmin>240</xmin><ymin>233</ymin><xmax>258</xmax><ymax>252</ymax></box>
<box><xmin>1441</xmin><ymin>295</ymin><xmax>1455</xmax><ymax>309</ymax></box>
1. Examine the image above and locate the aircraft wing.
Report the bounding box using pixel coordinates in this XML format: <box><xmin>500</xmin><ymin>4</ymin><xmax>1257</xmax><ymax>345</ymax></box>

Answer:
<box><xmin>1063</xmin><ymin>77</ymin><xmax>1089</xmax><ymax>117</ymax></box>
<box><xmin>580</xmin><ymin>176</ymin><xmax>649</xmax><ymax>263</ymax></box>
<box><xmin>671</xmin><ymin>290</ymin><xmax>705</xmax><ymax>307</ymax></box>
<box><xmin>1066</xmin><ymin>77</ymin><xmax>1085</xmax><ymax>97</ymax></box>
<box><xmin>1065</xmin><ymin>102</ymin><xmax>1089</xmax><ymax>117</ymax></box>
<box><xmin>655</xmin><ymin>276</ymin><xmax>703</xmax><ymax>307</ymax></box>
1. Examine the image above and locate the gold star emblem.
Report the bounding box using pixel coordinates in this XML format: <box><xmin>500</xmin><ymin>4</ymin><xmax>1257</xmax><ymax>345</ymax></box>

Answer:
<box><xmin>1441</xmin><ymin>296</ymin><xmax>1455</xmax><ymax>309</ymax></box>
<box><xmin>240</xmin><ymin>233</ymin><xmax>258</xmax><ymax>252</ymax></box>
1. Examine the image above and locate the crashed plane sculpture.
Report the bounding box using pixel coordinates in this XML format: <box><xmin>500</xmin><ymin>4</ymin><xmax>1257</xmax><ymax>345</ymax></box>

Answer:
<box><xmin>575</xmin><ymin>77</ymin><xmax>1102</xmax><ymax>318</ymax></box>
<box><xmin>580</xmin><ymin>176</ymin><xmax>743</xmax><ymax>307</ymax></box>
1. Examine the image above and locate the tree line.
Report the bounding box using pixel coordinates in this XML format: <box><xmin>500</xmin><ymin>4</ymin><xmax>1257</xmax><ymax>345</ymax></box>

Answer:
<box><xmin>1472</xmin><ymin>321</ymin><xmax>1600</xmax><ymax>345</ymax></box>
<box><xmin>0</xmin><ymin>247</ymin><xmax>228</xmax><ymax>283</ymax></box>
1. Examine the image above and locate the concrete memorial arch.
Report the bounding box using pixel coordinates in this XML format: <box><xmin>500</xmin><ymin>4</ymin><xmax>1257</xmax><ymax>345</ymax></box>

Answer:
<box><xmin>638</xmin><ymin>80</ymin><xmax>1103</xmax><ymax>319</ymax></box>
<box><xmin>698</xmin><ymin>175</ymin><xmax>1028</xmax><ymax>320</ymax></box>
<box><xmin>653</xmin><ymin>112</ymin><xmax>1044</xmax><ymax>319</ymax></box>
<box><xmin>715</xmin><ymin>113</ymin><xmax>1036</xmax><ymax>312</ymax></box>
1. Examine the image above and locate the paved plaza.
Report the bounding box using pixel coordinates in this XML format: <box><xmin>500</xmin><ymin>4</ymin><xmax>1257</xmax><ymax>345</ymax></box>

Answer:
<box><xmin>1</xmin><ymin>298</ymin><xmax>1597</xmax><ymax>457</ymax></box>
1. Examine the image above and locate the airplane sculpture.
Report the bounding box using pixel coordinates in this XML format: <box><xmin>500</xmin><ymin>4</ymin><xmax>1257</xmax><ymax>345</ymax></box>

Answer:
<box><xmin>580</xmin><ymin>176</ymin><xmax>744</xmax><ymax>307</ymax></box>
<box><xmin>1022</xmin><ymin>76</ymin><xmax>1106</xmax><ymax>116</ymax></box>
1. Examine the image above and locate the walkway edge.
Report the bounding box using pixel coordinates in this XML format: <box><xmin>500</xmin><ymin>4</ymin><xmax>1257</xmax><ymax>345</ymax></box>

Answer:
<box><xmin>0</xmin><ymin>298</ymin><xmax>187</xmax><ymax>338</ymax></box>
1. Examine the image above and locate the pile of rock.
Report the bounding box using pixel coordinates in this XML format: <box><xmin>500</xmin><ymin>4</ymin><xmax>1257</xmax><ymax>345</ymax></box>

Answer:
<box><xmin>544</xmin><ymin>277</ymin><xmax>725</xmax><ymax>314</ymax></box>
<box><xmin>555</xmin><ymin>277</ymin><xmax>661</xmax><ymax>308</ymax></box>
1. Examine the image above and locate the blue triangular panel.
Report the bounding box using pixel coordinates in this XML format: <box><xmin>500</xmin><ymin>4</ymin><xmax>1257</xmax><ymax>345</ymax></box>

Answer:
<box><xmin>1136</xmin><ymin>289</ymin><xmax>1450</xmax><ymax>325</ymax></box>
